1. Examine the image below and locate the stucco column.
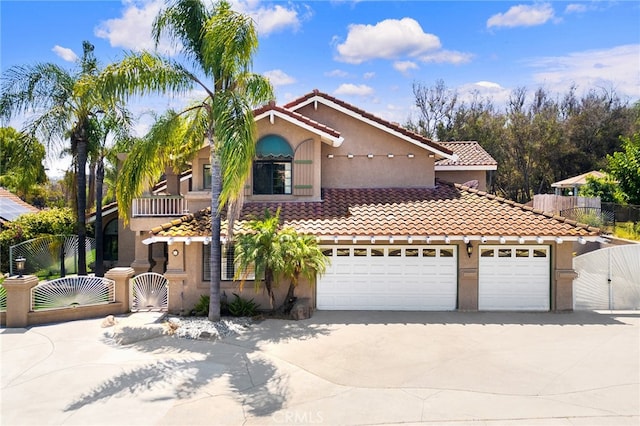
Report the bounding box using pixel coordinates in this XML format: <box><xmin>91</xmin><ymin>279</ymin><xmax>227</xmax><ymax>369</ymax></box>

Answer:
<box><xmin>105</xmin><ymin>267</ymin><xmax>135</xmax><ymax>313</ymax></box>
<box><xmin>131</xmin><ymin>233</ymin><xmax>152</xmax><ymax>275</ymax></box>
<box><xmin>164</xmin><ymin>271</ymin><xmax>188</xmax><ymax>315</ymax></box>
<box><xmin>554</xmin><ymin>269</ymin><xmax>578</xmax><ymax>312</ymax></box>
<box><xmin>3</xmin><ymin>275</ymin><xmax>39</xmax><ymax>328</ymax></box>
<box><xmin>458</xmin><ymin>268</ymin><xmax>478</xmax><ymax>311</ymax></box>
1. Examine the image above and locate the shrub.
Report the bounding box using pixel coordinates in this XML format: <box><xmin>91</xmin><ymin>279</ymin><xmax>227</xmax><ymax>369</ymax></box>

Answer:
<box><xmin>227</xmin><ymin>293</ymin><xmax>259</xmax><ymax>317</ymax></box>
<box><xmin>191</xmin><ymin>295</ymin><xmax>210</xmax><ymax>317</ymax></box>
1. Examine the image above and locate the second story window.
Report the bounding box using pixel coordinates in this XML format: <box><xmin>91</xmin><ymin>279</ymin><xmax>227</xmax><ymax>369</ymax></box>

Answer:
<box><xmin>253</xmin><ymin>135</ymin><xmax>293</xmax><ymax>195</ymax></box>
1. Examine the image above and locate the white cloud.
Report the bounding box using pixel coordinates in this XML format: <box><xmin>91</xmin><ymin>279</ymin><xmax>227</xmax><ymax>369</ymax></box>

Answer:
<box><xmin>487</xmin><ymin>3</ymin><xmax>555</xmax><ymax>28</ymax></box>
<box><xmin>95</xmin><ymin>0</ymin><xmax>177</xmax><ymax>54</ymax></box>
<box><xmin>393</xmin><ymin>61</ymin><xmax>419</xmax><ymax>74</ymax></box>
<box><xmin>52</xmin><ymin>45</ymin><xmax>78</xmax><ymax>62</ymax></box>
<box><xmin>232</xmin><ymin>1</ymin><xmax>304</xmax><ymax>35</ymax></box>
<box><xmin>420</xmin><ymin>50</ymin><xmax>473</xmax><ymax>65</ymax></box>
<box><xmin>264</xmin><ymin>69</ymin><xmax>296</xmax><ymax>86</ymax></box>
<box><xmin>335</xmin><ymin>17</ymin><xmax>441</xmax><ymax>64</ymax></box>
<box><xmin>325</xmin><ymin>69</ymin><xmax>350</xmax><ymax>78</ymax></box>
<box><xmin>334</xmin><ymin>83</ymin><xmax>374</xmax><ymax>96</ymax></box>
<box><xmin>527</xmin><ymin>44</ymin><xmax>640</xmax><ymax>100</ymax></box>
<box><xmin>565</xmin><ymin>4</ymin><xmax>587</xmax><ymax>14</ymax></box>
<box><xmin>457</xmin><ymin>81</ymin><xmax>511</xmax><ymax>108</ymax></box>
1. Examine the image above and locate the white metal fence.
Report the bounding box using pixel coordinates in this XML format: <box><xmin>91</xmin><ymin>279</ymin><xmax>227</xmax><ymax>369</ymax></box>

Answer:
<box><xmin>31</xmin><ymin>276</ymin><xmax>115</xmax><ymax>311</ymax></box>
<box><xmin>573</xmin><ymin>244</ymin><xmax>640</xmax><ymax>310</ymax></box>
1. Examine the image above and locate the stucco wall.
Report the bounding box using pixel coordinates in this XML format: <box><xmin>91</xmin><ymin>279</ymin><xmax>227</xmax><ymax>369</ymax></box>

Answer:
<box><xmin>296</xmin><ymin>103</ymin><xmax>436</xmax><ymax>188</ymax></box>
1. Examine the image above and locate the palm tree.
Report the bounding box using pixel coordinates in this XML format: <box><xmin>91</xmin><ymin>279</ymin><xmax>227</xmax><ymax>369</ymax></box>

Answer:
<box><xmin>102</xmin><ymin>0</ymin><xmax>273</xmax><ymax>320</ymax></box>
<box><xmin>235</xmin><ymin>209</ymin><xmax>328</xmax><ymax>312</ymax></box>
<box><xmin>0</xmin><ymin>41</ymin><xmax>126</xmax><ymax>275</ymax></box>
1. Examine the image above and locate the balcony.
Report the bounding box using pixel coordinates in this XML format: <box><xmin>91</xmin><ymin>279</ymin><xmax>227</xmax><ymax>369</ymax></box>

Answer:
<box><xmin>132</xmin><ymin>196</ymin><xmax>188</xmax><ymax>217</ymax></box>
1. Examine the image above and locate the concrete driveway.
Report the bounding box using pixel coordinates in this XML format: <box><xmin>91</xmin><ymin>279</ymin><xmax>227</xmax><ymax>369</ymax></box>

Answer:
<box><xmin>1</xmin><ymin>311</ymin><xmax>639</xmax><ymax>425</ymax></box>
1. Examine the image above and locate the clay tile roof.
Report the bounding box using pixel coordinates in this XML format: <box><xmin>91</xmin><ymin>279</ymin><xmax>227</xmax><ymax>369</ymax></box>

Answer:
<box><xmin>283</xmin><ymin>89</ymin><xmax>454</xmax><ymax>157</ymax></box>
<box><xmin>253</xmin><ymin>102</ymin><xmax>342</xmax><ymax>139</ymax></box>
<box><xmin>435</xmin><ymin>141</ymin><xmax>498</xmax><ymax>167</ymax></box>
<box><xmin>150</xmin><ymin>182</ymin><xmax>599</xmax><ymax>239</ymax></box>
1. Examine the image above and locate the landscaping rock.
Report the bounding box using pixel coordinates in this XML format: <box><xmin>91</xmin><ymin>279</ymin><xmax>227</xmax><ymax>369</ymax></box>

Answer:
<box><xmin>290</xmin><ymin>298</ymin><xmax>313</xmax><ymax>320</ymax></box>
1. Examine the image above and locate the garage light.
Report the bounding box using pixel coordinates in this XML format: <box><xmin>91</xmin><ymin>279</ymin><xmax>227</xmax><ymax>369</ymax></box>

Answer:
<box><xmin>518</xmin><ymin>236</ymin><xmax>525</xmax><ymax>244</ymax></box>
<box><xmin>185</xmin><ymin>237</ymin><xmax>192</xmax><ymax>245</ymax></box>
<box><xmin>347</xmin><ymin>153</ymin><xmax>354</xmax><ymax>159</ymax></box>
<box><xmin>407</xmin><ymin>236</ymin><xmax>413</xmax><ymax>244</ymax></box>
<box><xmin>387</xmin><ymin>153</ymin><xmax>394</xmax><ymax>158</ymax></box>
<box><xmin>499</xmin><ymin>236</ymin><xmax>506</xmax><ymax>244</ymax></box>
<box><xmin>352</xmin><ymin>236</ymin><xmax>357</xmax><ymax>243</ymax></box>
<box><xmin>389</xmin><ymin>236</ymin><xmax>394</xmax><ymax>243</ymax></box>
<box><xmin>370</xmin><ymin>236</ymin><xmax>376</xmax><ymax>243</ymax></box>
<box><xmin>327</xmin><ymin>154</ymin><xmax>334</xmax><ymax>159</ymax></box>
<box><xmin>555</xmin><ymin>237</ymin><xmax>563</xmax><ymax>244</ymax></box>
<box><xmin>203</xmin><ymin>237</ymin><xmax>211</xmax><ymax>245</ymax></box>
<box><xmin>463</xmin><ymin>236</ymin><xmax>470</xmax><ymax>244</ymax></box>
<box><xmin>578</xmin><ymin>237</ymin><xmax>586</xmax><ymax>245</ymax></box>
<box><xmin>167</xmin><ymin>237</ymin><xmax>174</xmax><ymax>245</ymax></box>
<box><xmin>407</xmin><ymin>153</ymin><xmax>415</xmax><ymax>158</ymax></box>
<box><xmin>444</xmin><ymin>236</ymin><xmax>450</xmax><ymax>244</ymax></box>
<box><xmin>466</xmin><ymin>242</ymin><xmax>473</xmax><ymax>258</ymax></box>
<box><xmin>334</xmin><ymin>236</ymin><xmax>339</xmax><ymax>244</ymax></box>
<box><xmin>367</xmin><ymin>153</ymin><xmax>374</xmax><ymax>158</ymax></box>
<box><xmin>426</xmin><ymin>236</ymin><xmax>431</xmax><ymax>244</ymax></box>
<box><xmin>536</xmin><ymin>236</ymin><xmax>544</xmax><ymax>244</ymax></box>
<box><xmin>481</xmin><ymin>236</ymin><xmax>487</xmax><ymax>243</ymax></box>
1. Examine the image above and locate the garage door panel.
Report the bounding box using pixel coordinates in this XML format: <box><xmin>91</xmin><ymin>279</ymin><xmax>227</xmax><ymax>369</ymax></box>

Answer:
<box><xmin>317</xmin><ymin>245</ymin><xmax>458</xmax><ymax>311</ymax></box>
<box><xmin>479</xmin><ymin>245</ymin><xmax>550</xmax><ymax>311</ymax></box>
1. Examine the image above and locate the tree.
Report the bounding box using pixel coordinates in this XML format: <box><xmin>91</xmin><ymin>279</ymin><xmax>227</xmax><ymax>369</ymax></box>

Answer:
<box><xmin>408</xmin><ymin>79</ymin><xmax>458</xmax><ymax>140</ymax></box>
<box><xmin>608</xmin><ymin>133</ymin><xmax>640</xmax><ymax>205</ymax></box>
<box><xmin>0</xmin><ymin>41</ymin><xmax>127</xmax><ymax>275</ymax></box>
<box><xmin>234</xmin><ymin>209</ymin><xmax>328</xmax><ymax>312</ymax></box>
<box><xmin>579</xmin><ymin>174</ymin><xmax>626</xmax><ymax>204</ymax></box>
<box><xmin>0</xmin><ymin>127</ymin><xmax>47</xmax><ymax>198</ymax></box>
<box><xmin>102</xmin><ymin>0</ymin><xmax>273</xmax><ymax>320</ymax></box>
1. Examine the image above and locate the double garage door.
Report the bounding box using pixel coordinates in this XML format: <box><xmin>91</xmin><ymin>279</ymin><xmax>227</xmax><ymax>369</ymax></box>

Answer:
<box><xmin>317</xmin><ymin>244</ymin><xmax>551</xmax><ymax>311</ymax></box>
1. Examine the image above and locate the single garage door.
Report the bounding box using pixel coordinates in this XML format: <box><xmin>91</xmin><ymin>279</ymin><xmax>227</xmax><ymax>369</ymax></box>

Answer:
<box><xmin>478</xmin><ymin>245</ymin><xmax>550</xmax><ymax>311</ymax></box>
<box><xmin>317</xmin><ymin>245</ymin><xmax>458</xmax><ymax>310</ymax></box>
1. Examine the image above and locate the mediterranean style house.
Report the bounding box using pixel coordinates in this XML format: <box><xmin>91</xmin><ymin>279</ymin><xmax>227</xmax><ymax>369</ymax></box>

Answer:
<box><xmin>110</xmin><ymin>90</ymin><xmax>599</xmax><ymax>313</ymax></box>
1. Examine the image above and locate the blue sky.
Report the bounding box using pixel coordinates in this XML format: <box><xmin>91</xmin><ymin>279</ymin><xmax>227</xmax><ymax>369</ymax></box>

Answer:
<box><xmin>2</xmin><ymin>0</ymin><xmax>639</xmax><ymax>174</ymax></box>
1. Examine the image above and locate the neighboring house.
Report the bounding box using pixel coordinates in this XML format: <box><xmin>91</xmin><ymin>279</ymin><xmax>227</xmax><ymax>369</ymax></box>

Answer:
<box><xmin>0</xmin><ymin>187</ymin><xmax>39</xmax><ymax>226</ymax></box>
<box><xmin>121</xmin><ymin>90</ymin><xmax>600</xmax><ymax>313</ymax></box>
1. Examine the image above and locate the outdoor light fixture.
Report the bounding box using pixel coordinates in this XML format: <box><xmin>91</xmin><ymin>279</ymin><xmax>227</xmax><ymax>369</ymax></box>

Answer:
<box><xmin>185</xmin><ymin>237</ymin><xmax>192</xmax><ymax>245</ymax></box>
<box><xmin>370</xmin><ymin>236</ymin><xmax>376</xmax><ymax>243</ymax></box>
<box><xmin>536</xmin><ymin>236</ymin><xmax>544</xmax><ymax>244</ymax></box>
<box><xmin>327</xmin><ymin>154</ymin><xmax>334</xmax><ymax>159</ymax></box>
<box><xmin>499</xmin><ymin>236</ymin><xmax>506</xmax><ymax>244</ymax></box>
<box><xmin>578</xmin><ymin>237</ymin><xmax>586</xmax><ymax>245</ymax></box>
<box><xmin>352</xmin><ymin>236</ymin><xmax>357</xmax><ymax>243</ymax></box>
<box><xmin>203</xmin><ymin>237</ymin><xmax>211</xmax><ymax>245</ymax></box>
<box><xmin>481</xmin><ymin>236</ymin><xmax>487</xmax><ymax>243</ymax></box>
<box><xmin>555</xmin><ymin>237</ymin><xmax>564</xmax><ymax>244</ymax></box>
<box><xmin>172</xmin><ymin>249</ymin><xmax>179</xmax><ymax>257</ymax></box>
<box><xmin>466</xmin><ymin>242</ymin><xmax>473</xmax><ymax>258</ymax></box>
<box><xmin>463</xmin><ymin>236</ymin><xmax>470</xmax><ymax>244</ymax></box>
<box><xmin>15</xmin><ymin>256</ymin><xmax>26</xmax><ymax>278</ymax></box>
<box><xmin>347</xmin><ymin>153</ymin><xmax>354</xmax><ymax>159</ymax></box>
<box><xmin>518</xmin><ymin>236</ymin><xmax>525</xmax><ymax>244</ymax></box>
<box><xmin>444</xmin><ymin>236</ymin><xmax>450</xmax><ymax>244</ymax></box>
<box><xmin>389</xmin><ymin>236</ymin><xmax>395</xmax><ymax>244</ymax></box>
<box><xmin>426</xmin><ymin>236</ymin><xmax>431</xmax><ymax>244</ymax></box>
<box><xmin>387</xmin><ymin>153</ymin><xmax>394</xmax><ymax>158</ymax></box>
<box><xmin>407</xmin><ymin>236</ymin><xmax>413</xmax><ymax>244</ymax></box>
<box><xmin>367</xmin><ymin>153</ymin><xmax>374</xmax><ymax>158</ymax></box>
<box><xmin>334</xmin><ymin>236</ymin><xmax>339</xmax><ymax>244</ymax></box>
<box><xmin>167</xmin><ymin>237</ymin><xmax>174</xmax><ymax>245</ymax></box>
<box><xmin>407</xmin><ymin>153</ymin><xmax>415</xmax><ymax>158</ymax></box>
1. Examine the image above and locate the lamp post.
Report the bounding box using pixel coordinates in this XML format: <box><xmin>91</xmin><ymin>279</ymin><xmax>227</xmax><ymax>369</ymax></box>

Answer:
<box><xmin>15</xmin><ymin>256</ymin><xmax>26</xmax><ymax>278</ymax></box>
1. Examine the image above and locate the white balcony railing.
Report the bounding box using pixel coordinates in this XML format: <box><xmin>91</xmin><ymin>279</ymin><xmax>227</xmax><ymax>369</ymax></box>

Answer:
<box><xmin>132</xmin><ymin>196</ymin><xmax>188</xmax><ymax>217</ymax></box>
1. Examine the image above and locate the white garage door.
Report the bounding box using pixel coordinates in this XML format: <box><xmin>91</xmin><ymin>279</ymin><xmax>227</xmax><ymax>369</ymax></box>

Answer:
<box><xmin>317</xmin><ymin>245</ymin><xmax>458</xmax><ymax>311</ymax></box>
<box><xmin>478</xmin><ymin>245</ymin><xmax>550</xmax><ymax>311</ymax></box>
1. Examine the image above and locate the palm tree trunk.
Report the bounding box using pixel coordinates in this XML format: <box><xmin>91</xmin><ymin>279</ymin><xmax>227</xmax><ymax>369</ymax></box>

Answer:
<box><xmin>208</xmin><ymin>152</ymin><xmax>222</xmax><ymax>321</ymax></box>
<box><xmin>76</xmin><ymin>134</ymin><xmax>88</xmax><ymax>276</ymax></box>
<box><xmin>94</xmin><ymin>157</ymin><xmax>105</xmax><ymax>277</ymax></box>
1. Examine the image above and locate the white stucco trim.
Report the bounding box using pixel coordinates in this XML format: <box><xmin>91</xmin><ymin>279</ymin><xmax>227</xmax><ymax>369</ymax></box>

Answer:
<box><xmin>434</xmin><ymin>165</ymin><xmax>498</xmax><ymax>171</ymax></box>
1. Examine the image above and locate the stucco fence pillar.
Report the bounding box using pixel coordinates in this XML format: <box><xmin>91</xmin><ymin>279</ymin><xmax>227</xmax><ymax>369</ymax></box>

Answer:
<box><xmin>2</xmin><ymin>275</ymin><xmax>39</xmax><ymax>328</ymax></box>
<box><xmin>554</xmin><ymin>269</ymin><xmax>578</xmax><ymax>312</ymax></box>
<box><xmin>164</xmin><ymin>271</ymin><xmax>188</xmax><ymax>315</ymax></box>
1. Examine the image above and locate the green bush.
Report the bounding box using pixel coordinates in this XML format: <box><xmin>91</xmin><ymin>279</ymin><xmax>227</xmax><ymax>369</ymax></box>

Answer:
<box><xmin>227</xmin><ymin>293</ymin><xmax>259</xmax><ymax>317</ymax></box>
<box><xmin>191</xmin><ymin>295</ymin><xmax>210</xmax><ymax>317</ymax></box>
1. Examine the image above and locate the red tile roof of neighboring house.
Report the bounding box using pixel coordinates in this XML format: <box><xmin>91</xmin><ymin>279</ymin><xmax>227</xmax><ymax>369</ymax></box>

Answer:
<box><xmin>436</xmin><ymin>141</ymin><xmax>498</xmax><ymax>168</ymax></box>
<box><xmin>150</xmin><ymin>182</ymin><xmax>599</xmax><ymax>239</ymax></box>
<box><xmin>284</xmin><ymin>90</ymin><xmax>455</xmax><ymax>158</ymax></box>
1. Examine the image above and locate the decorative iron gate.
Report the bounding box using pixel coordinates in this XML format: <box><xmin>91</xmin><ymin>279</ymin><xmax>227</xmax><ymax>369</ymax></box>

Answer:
<box><xmin>9</xmin><ymin>235</ymin><xmax>96</xmax><ymax>278</ymax></box>
<box><xmin>130</xmin><ymin>272</ymin><xmax>168</xmax><ymax>311</ymax></box>
<box><xmin>573</xmin><ymin>244</ymin><xmax>640</xmax><ymax>310</ymax></box>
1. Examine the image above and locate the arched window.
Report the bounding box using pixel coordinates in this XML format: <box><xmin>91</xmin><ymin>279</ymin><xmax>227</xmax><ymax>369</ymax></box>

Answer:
<box><xmin>103</xmin><ymin>219</ymin><xmax>118</xmax><ymax>261</ymax></box>
<box><xmin>253</xmin><ymin>135</ymin><xmax>293</xmax><ymax>194</ymax></box>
